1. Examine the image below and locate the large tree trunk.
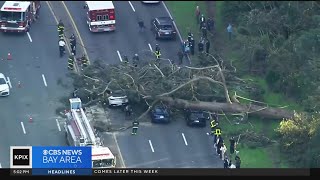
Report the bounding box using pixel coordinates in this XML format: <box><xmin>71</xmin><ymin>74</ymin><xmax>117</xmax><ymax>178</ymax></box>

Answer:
<box><xmin>157</xmin><ymin>97</ymin><xmax>294</xmax><ymax>120</ymax></box>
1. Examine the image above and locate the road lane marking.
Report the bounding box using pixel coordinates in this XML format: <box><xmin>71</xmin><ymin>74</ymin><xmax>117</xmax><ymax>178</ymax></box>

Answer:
<box><xmin>113</xmin><ymin>133</ymin><xmax>126</xmax><ymax>167</ymax></box>
<box><xmin>27</xmin><ymin>32</ymin><xmax>33</xmax><ymax>42</ymax></box>
<box><xmin>6</xmin><ymin>77</ymin><xmax>12</xmax><ymax>88</ymax></box>
<box><xmin>128</xmin><ymin>1</ymin><xmax>136</xmax><ymax>12</ymax></box>
<box><xmin>148</xmin><ymin>140</ymin><xmax>155</xmax><ymax>152</ymax></box>
<box><xmin>181</xmin><ymin>133</ymin><xmax>188</xmax><ymax>146</ymax></box>
<box><xmin>56</xmin><ymin>119</ymin><xmax>61</xmax><ymax>131</ymax></box>
<box><xmin>148</xmin><ymin>43</ymin><xmax>153</xmax><ymax>52</ymax></box>
<box><xmin>21</xmin><ymin>122</ymin><xmax>26</xmax><ymax>134</ymax></box>
<box><xmin>61</xmin><ymin>1</ymin><xmax>91</xmax><ymax>65</ymax></box>
<box><xmin>42</xmin><ymin>74</ymin><xmax>47</xmax><ymax>87</ymax></box>
<box><xmin>117</xmin><ymin>50</ymin><xmax>123</xmax><ymax>62</ymax></box>
<box><xmin>161</xmin><ymin>1</ymin><xmax>191</xmax><ymax>64</ymax></box>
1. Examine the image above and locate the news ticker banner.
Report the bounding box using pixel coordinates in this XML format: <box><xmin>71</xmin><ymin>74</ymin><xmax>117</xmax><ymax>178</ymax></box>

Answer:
<box><xmin>0</xmin><ymin>168</ymin><xmax>318</xmax><ymax>176</ymax></box>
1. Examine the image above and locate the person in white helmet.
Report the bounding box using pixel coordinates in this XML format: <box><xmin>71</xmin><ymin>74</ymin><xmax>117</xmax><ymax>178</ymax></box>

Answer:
<box><xmin>59</xmin><ymin>37</ymin><xmax>66</xmax><ymax>57</ymax></box>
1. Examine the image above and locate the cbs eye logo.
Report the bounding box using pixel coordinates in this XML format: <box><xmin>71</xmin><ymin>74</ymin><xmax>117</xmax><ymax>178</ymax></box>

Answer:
<box><xmin>13</xmin><ymin>149</ymin><xmax>30</xmax><ymax>166</ymax></box>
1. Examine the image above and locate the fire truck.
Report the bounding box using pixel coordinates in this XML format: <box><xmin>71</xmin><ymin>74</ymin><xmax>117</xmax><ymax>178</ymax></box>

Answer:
<box><xmin>65</xmin><ymin>98</ymin><xmax>116</xmax><ymax>168</ymax></box>
<box><xmin>84</xmin><ymin>1</ymin><xmax>115</xmax><ymax>32</ymax></box>
<box><xmin>0</xmin><ymin>1</ymin><xmax>40</xmax><ymax>32</ymax></box>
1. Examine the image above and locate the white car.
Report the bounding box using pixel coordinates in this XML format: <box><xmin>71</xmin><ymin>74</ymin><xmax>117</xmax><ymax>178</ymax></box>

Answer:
<box><xmin>107</xmin><ymin>91</ymin><xmax>129</xmax><ymax>107</ymax></box>
<box><xmin>0</xmin><ymin>73</ymin><xmax>10</xmax><ymax>96</ymax></box>
<box><xmin>142</xmin><ymin>1</ymin><xmax>160</xmax><ymax>4</ymax></box>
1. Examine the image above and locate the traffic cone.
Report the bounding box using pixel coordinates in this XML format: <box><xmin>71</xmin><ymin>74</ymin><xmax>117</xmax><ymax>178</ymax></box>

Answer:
<box><xmin>29</xmin><ymin>117</ymin><xmax>33</xmax><ymax>123</ymax></box>
<box><xmin>7</xmin><ymin>53</ymin><xmax>12</xmax><ymax>60</ymax></box>
<box><xmin>17</xmin><ymin>81</ymin><xmax>21</xmax><ymax>88</ymax></box>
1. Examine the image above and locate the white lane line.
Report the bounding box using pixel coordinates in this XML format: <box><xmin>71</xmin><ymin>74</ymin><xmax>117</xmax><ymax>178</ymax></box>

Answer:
<box><xmin>42</xmin><ymin>74</ymin><xmax>47</xmax><ymax>87</ymax></box>
<box><xmin>162</xmin><ymin>1</ymin><xmax>191</xmax><ymax>64</ymax></box>
<box><xmin>117</xmin><ymin>50</ymin><xmax>123</xmax><ymax>62</ymax></box>
<box><xmin>27</xmin><ymin>32</ymin><xmax>33</xmax><ymax>42</ymax></box>
<box><xmin>128</xmin><ymin>1</ymin><xmax>136</xmax><ymax>12</ymax></box>
<box><xmin>56</xmin><ymin>119</ymin><xmax>61</xmax><ymax>132</ymax></box>
<box><xmin>21</xmin><ymin>122</ymin><xmax>26</xmax><ymax>134</ymax></box>
<box><xmin>6</xmin><ymin>77</ymin><xmax>12</xmax><ymax>88</ymax></box>
<box><xmin>148</xmin><ymin>43</ymin><xmax>153</xmax><ymax>52</ymax></box>
<box><xmin>181</xmin><ymin>133</ymin><xmax>188</xmax><ymax>146</ymax></box>
<box><xmin>148</xmin><ymin>140</ymin><xmax>155</xmax><ymax>152</ymax></box>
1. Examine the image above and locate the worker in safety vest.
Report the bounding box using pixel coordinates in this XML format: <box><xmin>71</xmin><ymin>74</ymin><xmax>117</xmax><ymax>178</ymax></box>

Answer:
<box><xmin>68</xmin><ymin>54</ymin><xmax>74</xmax><ymax>71</ymax></box>
<box><xmin>58</xmin><ymin>20</ymin><xmax>65</xmax><ymax>38</ymax></box>
<box><xmin>213</xmin><ymin>126</ymin><xmax>222</xmax><ymax>148</ymax></box>
<box><xmin>81</xmin><ymin>55</ymin><xmax>88</xmax><ymax>69</ymax></box>
<box><xmin>132</xmin><ymin>120</ymin><xmax>139</xmax><ymax>135</ymax></box>
<box><xmin>210</xmin><ymin>119</ymin><xmax>219</xmax><ymax>134</ymax></box>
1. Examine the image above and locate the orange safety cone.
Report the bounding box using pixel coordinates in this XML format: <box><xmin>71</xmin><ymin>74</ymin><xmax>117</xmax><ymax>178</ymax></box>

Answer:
<box><xmin>29</xmin><ymin>117</ymin><xmax>33</xmax><ymax>123</ymax></box>
<box><xmin>7</xmin><ymin>53</ymin><xmax>12</xmax><ymax>60</ymax></box>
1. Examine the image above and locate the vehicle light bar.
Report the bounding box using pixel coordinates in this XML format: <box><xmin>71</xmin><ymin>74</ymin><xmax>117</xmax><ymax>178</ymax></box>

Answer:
<box><xmin>4</xmin><ymin>7</ymin><xmax>22</xmax><ymax>10</ymax></box>
<box><xmin>92</xmin><ymin>153</ymin><xmax>110</xmax><ymax>156</ymax></box>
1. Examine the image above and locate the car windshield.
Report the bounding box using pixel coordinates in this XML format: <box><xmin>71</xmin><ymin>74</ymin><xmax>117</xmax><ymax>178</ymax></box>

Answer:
<box><xmin>155</xmin><ymin>108</ymin><xmax>166</xmax><ymax>114</ymax></box>
<box><xmin>190</xmin><ymin>113</ymin><xmax>204</xmax><ymax>119</ymax></box>
<box><xmin>111</xmin><ymin>91</ymin><xmax>126</xmax><ymax>97</ymax></box>
<box><xmin>0</xmin><ymin>11</ymin><xmax>23</xmax><ymax>21</ymax></box>
<box><xmin>159</xmin><ymin>25</ymin><xmax>172</xmax><ymax>30</ymax></box>
<box><xmin>0</xmin><ymin>78</ymin><xmax>6</xmax><ymax>85</ymax></box>
<box><xmin>92</xmin><ymin>159</ymin><xmax>114</xmax><ymax>168</ymax></box>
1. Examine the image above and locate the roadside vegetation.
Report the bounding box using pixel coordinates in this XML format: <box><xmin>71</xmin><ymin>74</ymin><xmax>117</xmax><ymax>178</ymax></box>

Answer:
<box><xmin>166</xmin><ymin>1</ymin><xmax>320</xmax><ymax>168</ymax></box>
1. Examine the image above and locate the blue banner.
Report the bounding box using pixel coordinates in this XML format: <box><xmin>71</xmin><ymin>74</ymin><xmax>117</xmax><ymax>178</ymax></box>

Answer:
<box><xmin>32</xmin><ymin>146</ymin><xmax>92</xmax><ymax>168</ymax></box>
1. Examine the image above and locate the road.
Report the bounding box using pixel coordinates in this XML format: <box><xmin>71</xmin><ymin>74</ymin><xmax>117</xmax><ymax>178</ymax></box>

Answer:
<box><xmin>0</xmin><ymin>2</ymin><xmax>72</xmax><ymax>168</ymax></box>
<box><xmin>64</xmin><ymin>1</ymin><xmax>220</xmax><ymax>168</ymax></box>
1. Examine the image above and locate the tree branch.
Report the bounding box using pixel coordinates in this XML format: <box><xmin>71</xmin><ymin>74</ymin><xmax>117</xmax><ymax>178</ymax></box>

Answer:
<box><xmin>136</xmin><ymin>99</ymin><xmax>159</xmax><ymax>121</ymax></box>
<box><xmin>153</xmin><ymin>64</ymin><xmax>165</xmax><ymax>77</ymax></box>
<box><xmin>83</xmin><ymin>74</ymin><xmax>100</xmax><ymax>82</ymax></box>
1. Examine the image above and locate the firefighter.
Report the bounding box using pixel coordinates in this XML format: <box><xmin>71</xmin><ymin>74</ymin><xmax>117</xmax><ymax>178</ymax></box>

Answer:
<box><xmin>187</xmin><ymin>32</ymin><xmax>193</xmax><ymax>42</ymax></box>
<box><xmin>210</xmin><ymin>118</ymin><xmax>219</xmax><ymax>134</ymax></box>
<box><xmin>59</xmin><ymin>38</ymin><xmax>66</xmax><ymax>57</ymax></box>
<box><xmin>132</xmin><ymin>120</ymin><xmax>139</xmax><ymax>135</ymax></box>
<box><xmin>57</xmin><ymin>20</ymin><xmax>65</xmax><ymax>38</ymax></box>
<box><xmin>189</xmin><ymin>37</ymin><xmax>195</xmax><ymax>55</ymax></box>
<box><xmin>198</xmin><ymin>39</ymin><xmax>204</xmax><ymax>53</ymax></box>
<box><xmin>68</xmin><ymin>54</ymin><xmax>74</xmax><ymax>71</ymax></box>
<box><xmin>138</xmin><ymin>19</ymin><xmax>145</xmax><ymax>32</ymax></box>
<box><xmin>132</xmin><ymin>54</ymin><xmax>139</xmax><ymax>67</ymax></box>
<box><xmin>69</xmin><ymin>34</ymin><xmax>76</xmax><ymax>56</ymax></box>
<box><xmin>81</xmin><ymin>55</ymin><xmax>88</xmax><ymax>69</ymax></box>
<box><xmin>205</xmin><ymin>39</ymin><xmax>211</xmax><ymax>56</ymax></box>
<box><xmin>155</xmin><ymin>48</ymin><xmax>161</xmax><ymax>61</ymax></box>
<box><xmin>200</xmin><ymin>14</ymin><xmax>206</xmax><ymax>24</ymax></box>
<box><xmin>201</xmin><ymin>25</ymin><xmax>207</xmax><ymax>39</ymax></box>
<box><xmin>177</xmin><ymin>50</ymin><xmax>183</xmax><ymax>65</ymax></box>
<box><xmin>123</xmin><ymin>55</ymin><xmax>129</xmax><ymax>64</ymax></box>
<box><xmin>155</xmin><ymin>44</ymin><xmax>160</xmax><ymax>52</ymax></box>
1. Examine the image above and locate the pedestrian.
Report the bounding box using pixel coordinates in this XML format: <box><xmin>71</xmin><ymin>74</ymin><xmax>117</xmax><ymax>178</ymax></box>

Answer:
<box><xmin>207</xmin><ymin>17</ymin><xmax>214</xmax><ymax>33</ymax></box>
<box><xmin>125</xmin><ymin>104</ymin><xmax>132</xmax><ymax>117</ymax></box>
<box><xmin>123</xmin><ymin>55</ymin><xmax>129</xmax><ymax>64</ymax></box>
<box><xmin>57</xmin><ymin>19</ymin><xmax>65</xmax><ymax>38</ymax></box>
<box><xmin>229</xmin><ymin>136</ymin><xmax>236</xmax><ymax>156</ymax></box>
<box><xmin>138</xmin><ymin>19</ymin><xmax>145</xmax><ymax>32</ymax></box>
<box><xmin>224</xmin><ymin>157</ymin><xmax>229</xmax><ymax>168</ymax></box>
<box><xmin>235</xmin><ymin>155</ymin><xmax>241</xmax><ymax>168</ymax></box>
<box><xmin>69</xmin><ymin>34</ymin><xmax>76</xmax><ymax>56</ymax></box>
<box><xmin>216</xmin><ymin>136</ymin><xmax>223</xmax><ymax>156</ymax></box>
<box><xmin>58</xmin><ymin>38</ymin><xmax>66</xmax><ymax>57</ymax></box>
<box><xmin>133</xmin><ymin>54</ymin><xmax>139</xmax><ymax>67</ymax></box>
<box><xmin>205</xmin><ymin>39</ymin><xmax>210</xmax><ymax>55</ymax></box>
<box><xmin>184</xmin><ymin>41</ymin><xmax>190</xmax><ymax>55</ymax></box>
<box><xmin>177</xmin><ymin>50</ymin><xmax>183</xmax><ymax>65</ymax></box>
<box><xmin>220</xmin><ymin>143</ymin><xmax>227</xmax><ymax>160</ymax></box>
<box><xmin>201</xmin><ymin>25</ymin><xmax>207</xmax><ymax>39</ymax></box>
<box><xmin>131</xmin><ymin>120</ymin><xmax>139</xmax><ymax>135</ymax></box>
<box><xmin>72</xmin><ymin>88</ymin><xmax>78</xmax><ymax>98</ymax></box>
<box><xmin>195</xmin><ymin>6</ymin><xmax>200</xmax><ymax>24</ymax></box>
<box><xmin>198</xmin><ymin>39</ymin><xmax>204</xmax><ymax>53</ymax></box>
<box><xmin>155</xmin><ymin>44</ymin><xmax>160</xmax><ymax>52</ymax></box>
<box><xmin>190</xmin><ymin>37</ymin><xmax>195</xmax><ymax>55</ymax></box>
<box><xmin>200</xmin><ymin>14</ymin><xmax>206</xmax><ymax>24</ymax></box>
<box><xmin>187</xmin><ymin>32</ymin><xmax>193</xmax><ymax>42</ymax></box>
<box><xmin>227</xmin><ymin>23</ymin><xmax>233</xmax><ymax>40</ymax></box>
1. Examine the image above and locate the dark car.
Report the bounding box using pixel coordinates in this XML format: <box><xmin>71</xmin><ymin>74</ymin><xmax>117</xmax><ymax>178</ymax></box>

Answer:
<box><xmin>185</xmin><ymin>110</ymin><xmax>210</xmax><ymax>127</ymax></box>
<box><xmin>151</xmin><ymin>17</ymin><xmax>177</xmax><ymax>40</ymax></box>
<box><xmin>150</xmin><ymin>105</ymin><xmax>170</xmax><ymax>123</ymax></box>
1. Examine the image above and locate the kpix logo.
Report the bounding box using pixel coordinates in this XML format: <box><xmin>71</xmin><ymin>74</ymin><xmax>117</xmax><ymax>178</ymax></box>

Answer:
<box><xmin>13</xmin><ymin>149</ymin><xmax>30</xmax><ymax>166</ymax></box>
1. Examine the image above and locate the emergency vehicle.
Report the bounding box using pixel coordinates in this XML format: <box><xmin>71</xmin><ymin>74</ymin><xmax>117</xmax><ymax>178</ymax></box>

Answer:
<box><xmin>0</xmin><ymin>1</ymin><xmax>40</xmax><ymax>32</ymax></box>
<box><xmin>84</xmin><ymin>1</ymin><xmax>115</xmax><ymax>32</ymax></box>
<box><xmin>65</xmin><ymin>98</ymin><xmax>116</xmax><ymax>168</ymax></box>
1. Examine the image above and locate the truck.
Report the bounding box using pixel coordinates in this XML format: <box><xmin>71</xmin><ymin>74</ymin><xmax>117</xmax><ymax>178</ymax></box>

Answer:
<box><xmin>84</xmin><ymin>1</ymin><xmax>115</xmax><ymax>32</ymax></box>
<box><xmin>65</xmin><ymin>98</ymin><xmax>116</xmax><ymax>168</ymax></box>
<box><xmin>0</xmin><ymin>1</ymin><xmax>40</xmax><ymax>32</ymax></box>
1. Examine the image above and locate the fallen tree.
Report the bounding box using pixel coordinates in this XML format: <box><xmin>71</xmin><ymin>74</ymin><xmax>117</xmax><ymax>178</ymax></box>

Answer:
<box><xmin>72</xmin><ymin>52</ymin><xmax>294</xmax><ymax>120</ymax></box>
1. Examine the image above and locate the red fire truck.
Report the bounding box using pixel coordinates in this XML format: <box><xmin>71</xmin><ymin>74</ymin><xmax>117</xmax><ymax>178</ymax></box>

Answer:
<box><xmin>84</xmin><ymin>1</ymin><xmax>115</xmax><ymax>32</ymax></box>
<box><xmin>0</xmin><ymin>1</ymin><xmax>40</xmax><ymax>33</ymax></box>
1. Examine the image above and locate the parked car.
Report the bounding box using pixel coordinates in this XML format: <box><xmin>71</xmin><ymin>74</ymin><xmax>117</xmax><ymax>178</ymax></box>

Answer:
<box><xmin>0</xmin><ymin>73</ymin><xmax>9</xmax><ymax>97</ymax></box>
<box><xmin>142</xmin><ymin>1</ymin><xmax>160</xmax><ymax>4</ymax></box>
<box><xmin>185</xmin><ymin>109</ymin><xmax>210</xmax><ymax>127</ymax></box>
<box><xmin>151</xmin><ymin>17</ymin><xmax>176</xmax><ymax>40</ymax></box>
<box><xmin>150</xmin><ymin>105</ymin><xmax>170</xmax><ymax>123</ymax></box>
<box><xmin>107</xmin><ymin>90</ymin><xmax>128</xmax><ymax>107</ymax></box>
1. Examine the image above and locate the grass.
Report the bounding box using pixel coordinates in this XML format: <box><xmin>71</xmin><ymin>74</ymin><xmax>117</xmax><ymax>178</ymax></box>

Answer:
<box><xmin>166</xmin><ymin>1</ymin><xmax>294</xmax><ymax>168</ymax></box>
<box><xmin>165</xmin><ymin>1</ymin><xmax>208</xmax><ymax>41</ymax></box>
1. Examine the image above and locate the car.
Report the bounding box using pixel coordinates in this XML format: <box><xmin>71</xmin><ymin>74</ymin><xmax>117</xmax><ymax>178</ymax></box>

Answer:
<box><xmin>185</xmin><ymin>109</ymin><xmax>210</xmax><ymax>127</ymax></box>
<box><xmin>142</xmin><ymin>1</ymin><xmax>160</xmax><ymax>3</ymax></box>
<box><xmin>151</xmin><ymin>17</ymin><xmax>177</xmax><ymax>40</ymax></box>
<box><xmin>107</xmin><ymin>90</ymin><xmax>128</xmax><ymax>107</ymax></box>
<box><xmin>0</xmin><ymin>73</ymin><xmax>9</xmax><ymax>97</ymax></box>
<box><xmin>150</xmin><ymin>105</ymin><xmax>170</xmax><ymax>123</ymax></box>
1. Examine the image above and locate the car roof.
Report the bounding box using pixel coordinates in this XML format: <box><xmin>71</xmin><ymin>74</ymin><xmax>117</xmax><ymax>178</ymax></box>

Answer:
<box><xmin>0</xmin><ymin>73</ymin><xmax>5</xmax><ymax>79</ymax></box>
<box><xmin>155</xmin><ymin>17</ymin><xmax>173</xmax><ymax>25</ymax></box>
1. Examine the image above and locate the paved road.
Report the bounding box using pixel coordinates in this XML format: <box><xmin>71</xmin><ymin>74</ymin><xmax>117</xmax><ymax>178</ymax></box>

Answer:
<box><xmin>0</xmin><ymin>2</ymin><xmax>72</xmax><ymax>168</ymax></box>
<box><xmin>64</xmin><ymin>1</ymin><xmax>185</xmax><ymax>65</ymax></box>
<box><xmin>64</xmin><ymin>1</ymin><xmax>219</xmax><ymax>168</ymax></box>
